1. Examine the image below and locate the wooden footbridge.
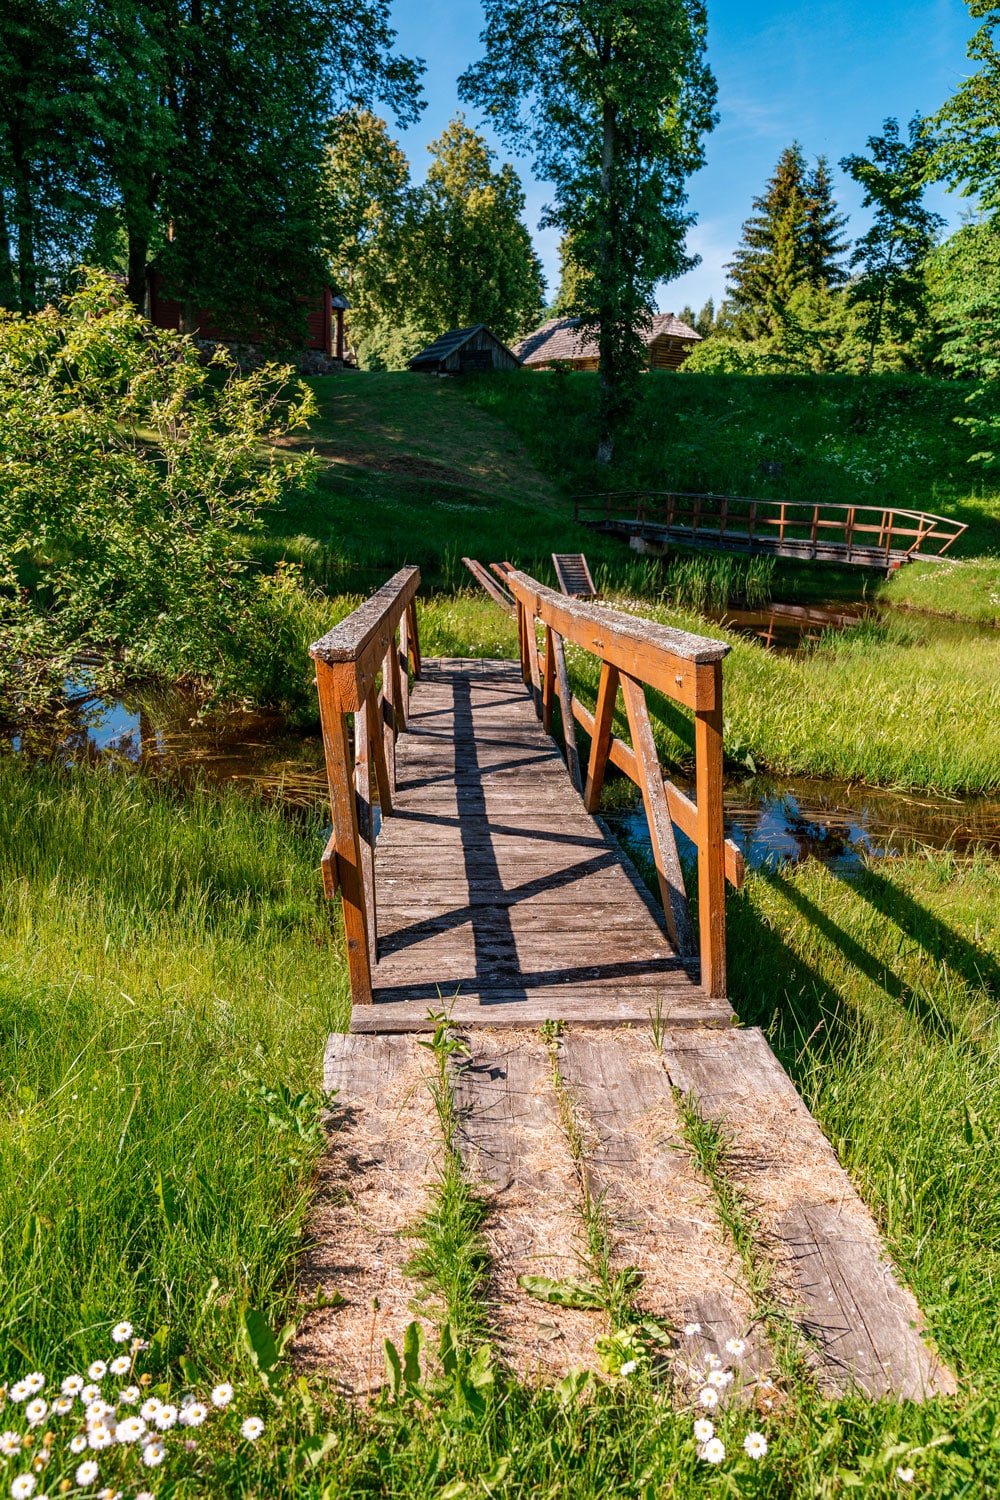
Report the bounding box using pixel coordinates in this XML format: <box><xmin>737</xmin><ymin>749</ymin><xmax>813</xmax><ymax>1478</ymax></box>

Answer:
<box><xmin>300</xmin><ymin>568</ymin><xmax>955</xmax><ymax>1401</ymax></box>
<box><xmin>575</xmin><ymin>490</ymin><xmax>966</xmax><ymax>572</ymax></box>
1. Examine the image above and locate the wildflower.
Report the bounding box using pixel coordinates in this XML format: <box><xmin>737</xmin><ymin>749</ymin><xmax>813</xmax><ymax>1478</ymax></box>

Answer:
<box><xmin>80</xmin><ymin>1388</ymin><xmax>100</xmax><ymax>1406</ymax></box>
<box><xmin>24</xmin><ymin>1401</ymin><xmax>47</xmax><ymax>1428</ymax></box>
<box><xmin>84</xmin><ymin>1402</ymin><xmax>112</xmax><ymax>1425</ymax></box>
<box><xmin>706</xmin><ymin>1369</ymin><xmax>729</xmax><ymax>1388</ymax></box>
<box><xmin>9</xmin><ymin>1384</ymin><xmax>30</xmax><ymax>1404</ymax></box>
<box><xmin>693</xmin><ymin>1419</ymin><xmax>714</xmax><ymax>1442</ymax></box>
<box><xmin>110</xmin><ymin>1324</ymin><xmax>133</xmax><ymax>1346</ymax></box>
<box><xmin>51</xmin><ymin>1399</ymin><xmax>73</xmax><ymax>1417</ymax></box>
<box><xmin>140</xmin><ymin>1443</ymin><xmax>165</xmax><ymax>1469</ymax></box>
<box><xmin>153</xmin><ymin>1406</ymin><xmax>176</xmax><ymax>1431</ymax></box>
<box><xmin>107</xmin><ymin>1359</ymin><xmax>130</xmax><ymax>1379</ymax></box>
<box><xmin>683</xmin><ymin>1323</ymin><xmax>701</xmax><ymax>1337</ymax></box>
<box><xmin>138</xmin><ymin>1400</ymin><xmax>160</xmax><ymax>1422</ymax></box>
<box><xmin>117</xmin><ymin>1389</ymin><xmax>139</xmax><ymax>1407</ymax></box>
<box><xmin>896</xmin><ymin>1469</ymin><xmax>915</xmax><ymax>1484</ymax></box>
<box><xmin>619</xmin><ymin>1361</ymin><xmax>638</xmax><ymax>1377</ymax></box>
<box><xmin>0</xmin><ymin>1432</ymin><xmax>23</xmax><ymax>1456</ymax></box>
<box><xmin>135</xmin><ymin>1493</ymin><xmax>155</xmax><ymax>1500</ymax></box>
<box><xmin>11</xmin><ymin>1475</ymin><xmax>36</xmax><ymax>1499</ymax></box>
<box><xmin>75</xmin><ymin>1461</ymin><xmax>99</xmax><ymax>1487</ymax></box>
<box><xmin>23</xmin><ymin>1378</ymin><xmax>44</xmax><ymax>1397</ymax></box>
<box><xmin>724</xmin><ymin>1338</ymin><xmax>745</xmax><ymax>1357</ymax></box>
<box><xmin>179</xmin><ymin>1403</ymin><xmax>207</xmax><ymax>1428</ymax></box>
<box><xmin>744</xmin><ymin>1432</ymin><xmax>768</xmax><ymax>1460</ymax></box>
<box><xmin>69</xmin><ymin>1437</ymin><xmax>88</xmax><ymax>1455</ymax></box>
<box><xmin>241</xmin><ymin>1417</ymin><xmax>264</xmax><ymax>1441</ymax></box>
<box><xmin>60</xmin><ymin>1379</ymin><xmax>83</xmax><ymax>1398</ymax></box>
<box><xmin>86</xmin><ymin>1365</ymin><xmax>106</xmax><ymax>1383</ymax></box>
<box><xmin>698</xmin><ymin>1387</ymin><xmax>719</xmax><ymax>1409</ymax></box>
<box><xmin>87</xmin><ymin>1426</ymin><xmax>113</xmax><ymax>1452</ymax></box>
<box><xmin>703</xmin><ymin>1352</ymin><xmax>720</xmax><ymax>1369</ymax></box>
<box><xmin>209</xmin><ymin>1384</ymin><xmax>233</xmax><ymax>1409</ymax></box>
<box><xmin>114</xmin><ymin>1418</ymin><xmax>145</xmax><ymax>1445</ymax></box>
<box><xmin>700</xmin><ymin>1438</ymin><xmax>725</xmax><ymax>1465</ymax></box>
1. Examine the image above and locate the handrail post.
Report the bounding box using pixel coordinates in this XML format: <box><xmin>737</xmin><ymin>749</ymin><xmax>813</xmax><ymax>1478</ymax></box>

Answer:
<box><xmin>314</xmin><ymin>661</ymin><xmax>374</xmax><ymax>1004</ymax></box>
<box><xmin>694</xmin><ymin>662</ymin><xmax>726</xmax><ymax>999</ymax></box>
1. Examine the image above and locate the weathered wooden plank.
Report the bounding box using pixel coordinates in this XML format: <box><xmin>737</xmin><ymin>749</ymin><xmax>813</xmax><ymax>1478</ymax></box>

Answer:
<box><xmin>352</xmin><ymin>992</ymin><xmax>732</xmax><ymax>1031</ymax></box>
<box><xmin>663</xmin><ymin>1028</ymin><xmax>956</xmax><ymax>1399</ymax></box>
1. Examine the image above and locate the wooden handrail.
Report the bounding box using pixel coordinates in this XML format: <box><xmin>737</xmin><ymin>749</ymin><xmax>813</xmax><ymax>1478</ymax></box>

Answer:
<box><xmin>504</xmin><ymin>568</ymin><xmax>735</xmax><ymax>1000</ymax></box>
<box><xmin>310</xmin><ymin>567</ymin><xmax>421</xmax><ymax>1004</ymax></box>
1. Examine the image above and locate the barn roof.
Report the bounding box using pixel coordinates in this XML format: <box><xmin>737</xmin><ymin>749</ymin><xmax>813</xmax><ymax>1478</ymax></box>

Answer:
<box><xmin>513</xmin><ymin>314</ymin><xmax>701</xmax><ymax>366</ymax></box>
<box><xmin>408</xmin><ymin>324</ymin><xmax>520</xmax><ymax>370</ymax></box>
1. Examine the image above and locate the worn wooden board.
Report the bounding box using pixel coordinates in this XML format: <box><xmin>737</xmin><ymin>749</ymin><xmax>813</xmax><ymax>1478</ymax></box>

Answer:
<box><xmin>293</xmin><ymin>1034</ymin><xmax>440</xmax><ymax>1392</ymax></box>
<box><xmin>365</xmin><ymin>658</ymin><xmax>728</xmax><ymax>1027</ymax></box>
<box><xmin>663</xmin><ymin>1027</ymin><xmax>956</xmax><ymax>1400</ymax></box>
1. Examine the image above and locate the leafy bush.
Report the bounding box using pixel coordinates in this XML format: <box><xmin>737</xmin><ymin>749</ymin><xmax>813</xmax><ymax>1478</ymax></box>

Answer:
<box><xmin>0</xmin><ymin>269</ymin><xmax>320</xmax><ymax>720</ymax></box>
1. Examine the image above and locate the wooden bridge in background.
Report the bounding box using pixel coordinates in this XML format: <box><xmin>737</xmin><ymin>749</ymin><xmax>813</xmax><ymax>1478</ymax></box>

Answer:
<box><xmin>575</xmin><ymin>490</ymin><xmax>966</xmax><ymax>573</ymax></box>
<box><xmin>301</xmin><ymin>568</ymin><xmax>955</xmax><ymax>1402</ymax></box>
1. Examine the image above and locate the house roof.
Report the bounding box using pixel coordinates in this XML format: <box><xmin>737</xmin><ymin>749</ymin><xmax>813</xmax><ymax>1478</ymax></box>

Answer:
<box><xmin>408</xmin><ymin>324</ymin><xmax>520</xmax><ymax>370</ymax></box>
<box><xmin>513</xmin><ymin>314</ymin><xmax>701</xmax><ymax>366</ymax></box>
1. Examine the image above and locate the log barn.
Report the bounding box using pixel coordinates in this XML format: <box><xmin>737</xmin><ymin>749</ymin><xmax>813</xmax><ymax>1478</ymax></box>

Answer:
<box><xmin>514</xmin><ymin>313</ymin><xmax>701</xmax><ymax>372</ymax></box>
<box><xmin>147</xmin><ymin>272</ymin><xmax>349</xmax><ymax>362</ymax></box>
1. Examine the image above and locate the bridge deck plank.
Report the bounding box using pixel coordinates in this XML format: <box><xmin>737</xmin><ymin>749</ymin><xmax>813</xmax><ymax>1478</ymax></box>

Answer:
<box><xmin>355</xmin><ymin>657</ymin><xmax>728</xmax><ymax>1030</ymax></box>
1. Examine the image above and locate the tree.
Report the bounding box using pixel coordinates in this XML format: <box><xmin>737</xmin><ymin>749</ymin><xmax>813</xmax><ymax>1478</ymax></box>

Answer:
<box><xmin>841</xmin><ymin>115</ymin><xmax>944</xmax><ymax>375</ymax></box>
<box><xmin>803</xmin><ymin>156</ymin><xmax>849</xmax><ymax>289</ymax></box>
<box><xmin>412</xmin><ymin>116</ymin><xmax>544</xmax><ymax>342</ymax></box>
<box><xmin>927</xmin><ymin>219</ymin><xmax>1000</xmax><ymax>462</ymax></box>
<box><xmin>551</xmin><ymin>234</ymin><xmax>594</xmax><ymax>316</ymax></box>
<box><xmin>460</xmin><ymin>0</ymin><xmax>717</xmax><ymax>463</ymax></box>
<box><xmin>932</xmin><ymin>1</ymin><xmax>1000</xmax><ymax>211</ymax></box>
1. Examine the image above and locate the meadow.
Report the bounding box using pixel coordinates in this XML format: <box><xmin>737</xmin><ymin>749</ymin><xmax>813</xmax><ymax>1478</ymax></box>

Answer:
<box><xmin>6</xmin><ymin>368</ymin><xmax>1000</xmax><ymax>1496</ymax></box>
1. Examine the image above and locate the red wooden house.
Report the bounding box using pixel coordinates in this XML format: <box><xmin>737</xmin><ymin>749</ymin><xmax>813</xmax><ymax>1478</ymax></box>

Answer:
<box><xmin>147</xmin><ymin>272</ymin><xmax>349</xmax><ymax>362</ymax></box>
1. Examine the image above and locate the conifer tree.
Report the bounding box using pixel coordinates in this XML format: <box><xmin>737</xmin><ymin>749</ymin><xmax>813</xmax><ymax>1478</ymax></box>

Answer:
<box><xmin>725</xmin><ymin>143</ymin><xmax>808</xmax><ymax>337</ymax></box>
<box><xmin>804</xmin><ymin>156</ymin><xmax>848</xmax><ymax>288</ymax></box>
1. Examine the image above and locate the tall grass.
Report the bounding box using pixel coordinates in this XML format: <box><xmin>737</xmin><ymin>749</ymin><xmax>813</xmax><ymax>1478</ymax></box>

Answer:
<box><xmin>0</xmin><ymin>759</ymin><xmax>343</xmax><ymax>1376</ymax></box>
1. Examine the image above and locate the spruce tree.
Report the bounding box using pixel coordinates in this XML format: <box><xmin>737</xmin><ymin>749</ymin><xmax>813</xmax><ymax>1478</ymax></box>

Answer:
<box><xmin>725</xmin><ymin>143</ymin><xmax>808</xmax><ymax>337</ymax></box>
<box><xmin>804</xmin><ymin>156</ymin><xmax>848</xmax><ymax>288</ymax></box>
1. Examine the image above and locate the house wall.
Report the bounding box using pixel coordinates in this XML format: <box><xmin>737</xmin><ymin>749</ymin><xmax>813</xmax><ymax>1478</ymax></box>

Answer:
<box><xmin>441</xmin><ymin>327</ymin><xmax>520</xmax><ymax>373</ymax></box>
<box><xmin>649</xmin><ymin>334</ymin><xmax>697</xmax><ymax>371</ymax></box>
<box><xmin>148</xmin><ymin>275</ymin><xmax>332</xmax><ymax>354</ymax></box>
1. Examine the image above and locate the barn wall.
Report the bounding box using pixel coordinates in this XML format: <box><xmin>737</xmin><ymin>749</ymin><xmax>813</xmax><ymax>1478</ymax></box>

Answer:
<box><xmin>649</xmin><ymin>335</ymin><xmax>697</xmax><ymax>371</ymax></box>
<box><xmin>148</xmin><ymin>274</ymin><xmax>330</xmax><ymax>352</ymax></box>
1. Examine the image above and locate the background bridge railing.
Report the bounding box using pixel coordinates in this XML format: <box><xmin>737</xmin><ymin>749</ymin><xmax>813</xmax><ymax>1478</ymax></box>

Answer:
<box><xmin>574</xmin><ymin>491</ymin><xmax>966</xmax><ymax>570</ymax></box>
<box><xmin>498</xmin><ymin>565</ymin><xmax>742</xmax><ymax>999</ymax></box>
<box><xmin>309</xmin><ymin>566</ymin><xmax>421</xmax><ymax>1005</ymax></box>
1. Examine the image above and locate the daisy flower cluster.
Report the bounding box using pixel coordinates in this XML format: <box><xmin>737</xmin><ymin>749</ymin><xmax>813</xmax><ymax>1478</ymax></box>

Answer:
<box><xmin>675</xmin><ymin>1326</ymin><xmax>771</xmax><ymax>1469</ymax></box>
<box><xmin>1</xmin><ymin>1322</ymin><xmax>266</xmax><ymax>1499</ymax></box>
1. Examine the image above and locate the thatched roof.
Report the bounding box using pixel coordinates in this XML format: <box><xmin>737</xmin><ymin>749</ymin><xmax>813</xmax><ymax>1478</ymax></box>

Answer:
<box><xmin>513</xmin><ymin>314</ymin><xmax>701</xmax><ymax>366</ymax></box>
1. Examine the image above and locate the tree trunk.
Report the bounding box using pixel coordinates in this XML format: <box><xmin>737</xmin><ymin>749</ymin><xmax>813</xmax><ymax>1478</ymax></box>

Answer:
<box><xmin>0</xmin><ymin>192</ymin><xmax>17</xmax><ymax>310</ymax></box>
<box><xmin>10</xmin><ymin>142</ymin><xmax>36</xmax><ymax>312</ymax></box>
<box><xmin>127</xmin><ymin>229</ymin><xmax>149</xmax><ymax>313</ymax></box>
<box><xmin>596</xmin><ymin>98</ymin><xmax>618</xmax><ymax>466</ymax></box>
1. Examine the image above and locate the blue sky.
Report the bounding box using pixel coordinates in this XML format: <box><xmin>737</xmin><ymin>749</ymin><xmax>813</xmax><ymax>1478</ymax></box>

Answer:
<box><xmin>387</xmin><ymin>0</ymin><xmax>975</xmax><ymax>314</ymax></box>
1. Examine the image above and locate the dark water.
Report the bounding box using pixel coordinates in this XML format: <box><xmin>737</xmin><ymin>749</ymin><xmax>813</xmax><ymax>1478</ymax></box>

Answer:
<box><xmin>605</xmin><ymin>774</ymin><xmax>1000</xmax><ymax>877</ymax></box>
<box><xmin>705</xmin><ymin>599</ymin><xmax>999</xmax><ymax>653</ymax></box>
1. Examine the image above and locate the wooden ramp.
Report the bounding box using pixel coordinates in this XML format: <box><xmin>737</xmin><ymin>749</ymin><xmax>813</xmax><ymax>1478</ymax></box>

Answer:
<box><xmin>360</xmin><ymin>658</ymin><xmax>729</xmax><ymax>1031</ymax></box>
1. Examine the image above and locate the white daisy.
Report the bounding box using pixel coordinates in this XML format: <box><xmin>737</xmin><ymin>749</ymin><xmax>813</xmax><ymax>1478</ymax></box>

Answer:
<box><xmin>0</xmin><ymin>1432</ymin><xmax>23</xmax><ymax>1456</ymax></box>
<box><xmin>24</xmin><ymin>1399</ymin><xmax>47</xmax><ymax>1427</ymax></box>
<box><xmin>108</xmin><ymin>1358</ymin><xmax>130</xmax><ymax>1378</ymax></box>
<box><xmin>703</xmin><ymin>1353</ymin><xmax>721</xmax><ymax>1369</ymax></box>
<box><xmin>724</xmin><ymin>1338</ymin><xmax>745</xmax><ymax>1357</ymax></box>
<box><xmin>114</xmin><ymin>1418</ymin><xmax>146</xmax><ymax>1445</ymax></box>
<box><xmin>701</xmin><ymin>1437</ymin><xmax>725</xmax><ymax>1464</ymax></box>
<box><xmin>75</xmin><ymin>1461</ymin><xmax>99</xmax><ymax>1486</ymax></box>
<box><xmin>23</xmin><ymin>1375</ymin><xmax>44</xmax><ymax>1395</ymax></box>
<box><xmin>86</xmin><ymin>1363</ymin><xmax>106</xmax><ymax>1382</ymax></box>
<box><xmin>88</xmin><ymin>1426</ymin><xmax>114</xmax><ymax>1452</ymax></box>
<box><xmin>110</xmin><ymin>1324</ymin><xmax>133</xmax><ymax>1346</ymax></box>
<box><xmin>241</xmin><ymin>1417</ymin><xmax>264</xmax><ymax>1441</ymax></box>
<box><xmin>179</xmin><ymin>1402</ymin><xmax>207</xmax><ymax>1428</ymax></box>
<box><xmin>69</xmin><ymin>1436</ymin><xmax>88</xmax><ymax>1454</ymax></box>
<box><xmin>85</xmin><ymin>1401</ymin><xmax>113</xmax><ymax>1424</ymax></box>
<box><xmin>153</xmin><ymin>1405</ymin><xmax>177</xmax><ymax>1431</ymax></box>
<box><xmin>9</xmin><ymin>1382</ymin><xmax>30</xmax><ymax>1403</ymax></box>
<box><xmin>744</xmin><ymin>1432</ymin><xmax>768</xmax><ymax>1460</ymax></box>
<box><xmin>141</xmin><ymin>1442</ymin><xmax>165</xmax><ymax>1469</ymax></box>
<box><xmin>61</xmin><ymin>1376</ymin><xmax>84</xmax><ymax>1397</ymax></box>
<box><xmin>139</xmin><ymin>1400</ymin><xmax>161</xmax><ymax>1422</ymax></box>
<box><xmin>80</xmin><ymin>1386</ymin><xmax>101</xmax><ymax>1405</ymax></box>
<box><xmin>117</xmin><ymin>1388</ymin><xmax>140</xmax><ymax>1406</ymax></box>
<box><xmin>683</xmin><ymin>1322</ymin><xmax>701</xmax><ymax>1337</ymax></box>
<box><xmin>693</xmin><ymin>1418</ymin><xmax>714</xmax><ymax>1443</ymax></box>
<box><xmin>706</xmin><ymin>1370</ymin><xmax>729</xmax><ymax>1389</ymax></box>
<box><xmin>10</xmin><ymin>1475</ymin><xmax>36</xmax><ymax>1499</ymax></box>
<box><xmin>619</xmin><ymin>1360</ymin><xmax>638</xmax><ymax>1377</ymax></box>
<box><xmin>210</xmin><ymin>1383</ymin><xmax>233</xmax><ymax>1409</ymax></box>
<box><xmin>698</xmin><ymin>1386</ymin><xmax>719</xmax><ymax>1409</ymax></box>
<box><xmin>52</xmin><ymin>1397</ymin><xmax>74</xmax><ymax>1416</ymax></box>
<box><xmin>136</xmin><ymin>1492</ymin><xmax>156</xmax><ymax>1500</ymax></box>
<box><xmin>896</xmin><ymin>1468</ymin><xmax>915</xmax><ymax>1484</ymax></box>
